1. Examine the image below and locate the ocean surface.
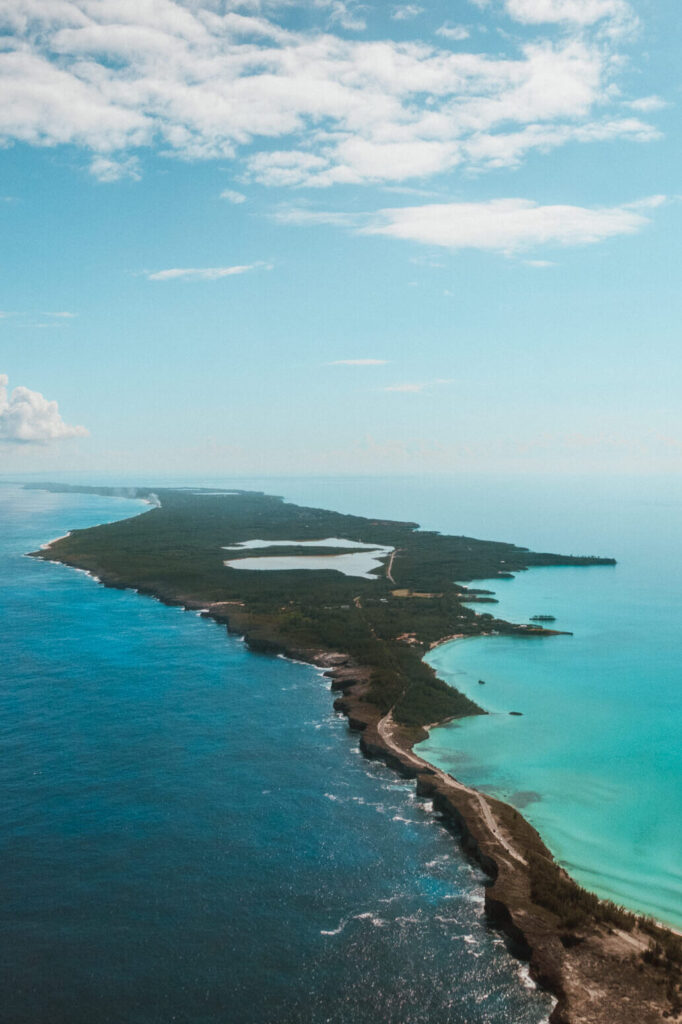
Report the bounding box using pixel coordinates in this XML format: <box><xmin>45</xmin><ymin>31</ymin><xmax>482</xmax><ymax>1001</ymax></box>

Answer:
<box><xmin>0</xmin><ymin>483</ymin><xmax>553</xmax><ymax>1024</ymax></box>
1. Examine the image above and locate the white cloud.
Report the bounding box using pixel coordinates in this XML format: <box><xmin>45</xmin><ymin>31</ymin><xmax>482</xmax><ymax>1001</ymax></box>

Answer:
<box><xmin>627</xmin><ymin>95</ymin><xmax>667</xmax><ymax>113</ymax></box>
<box><xmin>89</xmin><ymin>155</ymin><xmax>141</xmax><ymax>182</ymax></box>
<box><xmin>462</xmin><ymin>117</ymin><xmax>659</xmax><ymax>171</ymax></box>
<box><xmin>382</xmin><ymin>378</ymin><xmax>453</xmax><ymax>392</ymax></box>
<box><xmin>383</xmin><ymin>382</ymin><xmax>425</xmax><ymax>392</ymax></box>
<box><xmin>220</xmin><ymin>189</ymin><xmax>247</xmax><ymax>203</ymax></box>
<box><xmin>0</xmin><ymin>1</ymin><xmax>660</xmax><ymax>188</ymax></box>
<box><xmin>1</xmin><ymin>310</ymin><xmax>77</xmax><ymax>321</ymax></box>
<box><xmin>392</xmin><ymin>5</ymin><xmax>424</xmax><ymax>20</ymax></box>
<box><xmin>0</xmin><ymin>374</ymin><xmax>88</xmax><ymax>443</ymax></box>
<box><xmin>274</xmin><ymin>206</ymin><xmax>361</xmax><ymax>227</ymax></box>
<box><xmin>146</xmin><ymin>262</ymin><xmax>271</xmax><ymax>280</ymax></box>
<box><xmin>318</xmin><ymin>0</ymin><xmax>367</xmax><ymax>31</ymax></box>
<box><xmin>330</xmin><ymin>358</ymin><xmax>388</xmax><ymax>365</ymax></box>
<box><xmin>502</xmin><ymin>0</ymin><xmax>637</xmax><ymax>33</ymax></box>
<box><xmin>436</xmin><ymin>23</ymin><xmax>470</xmax><ymax>41</ymax></box>
<box><xmin>361</xmin><ymin>196</ymin><xmax>664</xmax><ymax>254</ymax></box>
<box><xmin>524</xmin><ymin>258</ymin><xmax>556</xmax><ymax>266</ymax></box>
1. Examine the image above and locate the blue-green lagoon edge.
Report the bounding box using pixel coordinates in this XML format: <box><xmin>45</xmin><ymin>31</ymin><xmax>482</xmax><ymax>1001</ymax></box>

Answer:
<box><xmin>415</xmin><ymin>525</ymin><xmax>682</xmax><ymax>930</ymax></box>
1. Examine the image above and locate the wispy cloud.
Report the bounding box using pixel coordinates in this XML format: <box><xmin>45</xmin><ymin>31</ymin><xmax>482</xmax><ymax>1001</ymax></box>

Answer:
<box><xmin>0</xmin><ymin>374</ymin><xmax>88</xmax><ymax>443</ymax></box>
<box><xmin>391</xmin><ymin>4</ymin><xmax>424</xmax><ymax>20</ymax></box>
<box><xmin>330</xmin><ymin>358</ymin><xmax>389</xmax><ymax>365</ymax></box>
<box><xmin>321</xmin><ymin>0</ymin><xmax>367</xmax><ymax>31</ymax></box>
<box><xmin>274</xmin><ymin>207</ymin><xmax>361</xmax><ymax>228</ymax></box>
<box><xmin>382</xmin><ymin>378</ymin><xmax>453</xmax><ymax>393</ymax></box>
<box><xmin>146</xmin><ymin>263</ymin><xmax>272</xmax><ymax>281</ymax></box>
<box><xmin>362</xmin><ymin>196</ymin><xmax>665</xmax><ymax>254</ymax></box>
<box><xmin>627</xmin><ymin>95</ymin><xmax>667</xmax><ymax>113</ymax></box>
<box><xmin>220</xmin><ymin>189</ymin><xmax>247</xmax><ymax>204</ymax></box>
<box><xmin>436</xmin><ymin>23</ymin><xmax>471</xmax><ymax>40</ymax></box>
<box><xmin>0</xmin><ymin>310</ymin><xmax>77</xmax><ymax>323</ymax></box>
<box><xmin>280</xmin><ymin>195</ymin><xmax>665</xmax><ymax>257</ymax></box>
<box><xmin>90</xmin><ymin>156</ymin><xmax>141</xmax><ymax>183</ymax></box>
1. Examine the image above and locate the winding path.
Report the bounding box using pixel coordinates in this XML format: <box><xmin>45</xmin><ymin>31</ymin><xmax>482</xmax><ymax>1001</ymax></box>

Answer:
<box><xmin>385</xmin><ymin>548</ymin><xmax>400</xmax><ymax>584</ymax></box>
<box><xmin>376</xmin><ymin>711</ymin><xmax>528</xmax><ymax>868</ymax></box>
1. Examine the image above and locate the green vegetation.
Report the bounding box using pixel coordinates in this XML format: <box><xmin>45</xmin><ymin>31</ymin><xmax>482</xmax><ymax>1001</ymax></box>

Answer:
<box><xmin>527</xmin><ymin>846</ymin><xmax>682</xmax><ymax>994</ymax></box>
<box><xmin>29</xmin><ymin>484</ymin><xmax>616</xmax><ymax>729</ymax></box>
<box><xmin>528</xmin><ymin>850</ymin><xmax>639</xmax><ymax>932</ymax></box>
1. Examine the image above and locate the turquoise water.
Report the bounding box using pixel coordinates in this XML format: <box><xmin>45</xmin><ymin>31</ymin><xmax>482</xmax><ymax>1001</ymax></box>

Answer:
<box><xmin>397</xmin><ymin>481</ymin><xmax>682</xmax><ymax>930</ymax></box>
<box><xmin>0</xmin><ymin>483</ymin><xmax>552</xmax><ymax>1024</ymax></box>
<box><xmin>202</xmin><ymin>476</ymin><xmax>682</xmax><ymax>929</ymax></box>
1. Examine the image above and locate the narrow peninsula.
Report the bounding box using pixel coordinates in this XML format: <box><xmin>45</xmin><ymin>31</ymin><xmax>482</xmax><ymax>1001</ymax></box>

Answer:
<box><xmin>30</xmin><ymin>483</ymin><xmax>681</xmax><ymax>1024</ymax></box>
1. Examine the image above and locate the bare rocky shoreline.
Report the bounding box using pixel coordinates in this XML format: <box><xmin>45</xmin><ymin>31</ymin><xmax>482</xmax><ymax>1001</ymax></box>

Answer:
<box><xmin>186</xmin><ymin>593</ymin><xmax>679</xmax><ymax>1024</ymax></box>
<box><xmin>319</xmin><ymin>651</ymin><xmax>679</xmax><ymax>1024</ymax></box>
<box><xmin>191</xmin><ymin>602</ymin><xmax>678</xmax><ymax>1024</ymax></box>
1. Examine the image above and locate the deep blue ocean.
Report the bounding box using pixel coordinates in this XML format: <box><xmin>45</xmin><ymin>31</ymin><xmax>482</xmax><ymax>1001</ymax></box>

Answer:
<box><xmin>0</xmin><ymin>482</ymin><xmax>554</xmax><ymax>1024</ymax></box>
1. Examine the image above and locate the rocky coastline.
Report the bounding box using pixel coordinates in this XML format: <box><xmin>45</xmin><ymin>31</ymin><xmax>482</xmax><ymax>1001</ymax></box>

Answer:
<box><xmin>39</xmin><ymin>554</ymin><xmax>680</xmax><ymax>1022</ymax></box>
<box><xmin>30</xmin><ymin>487</ymin><xmax>682</xmax><ymax>1023</ymax></box>
<box><xmin>319</xmin><ymin>650</ymin><xmax>681</xmax><ymax>1024</ymax></box>
<box><xmin>184</xmin><ymin>602</ymin><xmax>681</xmax><ymax>1024</ymax></box>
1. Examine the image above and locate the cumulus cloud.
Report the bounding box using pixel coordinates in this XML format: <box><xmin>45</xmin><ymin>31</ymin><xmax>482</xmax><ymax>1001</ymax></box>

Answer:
<box><xmin>361</xmin><ymin>195</ymin><xmax>665</xmax><ymax>254</ymax></box>
<box><xmin>330</xmin><ymin>358</ymin><xmax>388</xmax><ymax>365</ymax></box>
<box><xmin>0</xmin><ymin>0</ymin><xmax>659</xmax><ymax>188</ymax></box>
<box><xmin>146</xmin><ymin>262</ymin><xmax>271</xmax><ymax>280</ymax></box>
<box><xmin>0</xmin><ymin>374</ymin><xmax>88</xmax><ymax>443</ymax></box>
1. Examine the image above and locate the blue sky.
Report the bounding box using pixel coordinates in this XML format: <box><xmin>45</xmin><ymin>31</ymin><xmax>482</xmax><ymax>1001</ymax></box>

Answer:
<box><xmin>1</xmin><ymin>0</ymin><xmax>680</xmax><ymax>477</ymax></box>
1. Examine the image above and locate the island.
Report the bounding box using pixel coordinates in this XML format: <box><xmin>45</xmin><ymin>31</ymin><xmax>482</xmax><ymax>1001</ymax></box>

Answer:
<box><xmin>29</xmin><ymin>483</ymin><xmax>681</xmax><ymax>1024</ymax></box>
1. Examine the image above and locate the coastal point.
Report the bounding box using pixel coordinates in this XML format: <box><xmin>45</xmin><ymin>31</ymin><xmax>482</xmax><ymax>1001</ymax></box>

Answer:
<box><xmin>31</xmin><ymin>483</ymin><xmax>682</xmax><ymax>1024</ymax></box>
